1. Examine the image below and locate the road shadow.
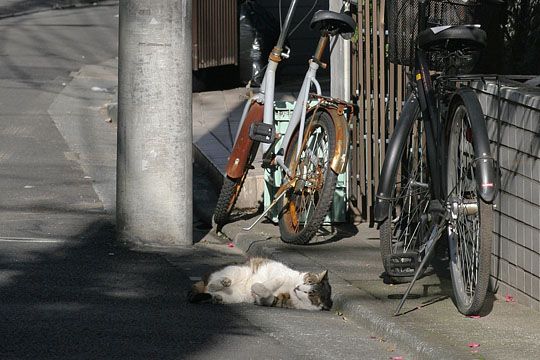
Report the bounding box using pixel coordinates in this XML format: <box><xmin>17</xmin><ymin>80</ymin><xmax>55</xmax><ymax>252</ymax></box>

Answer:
<box><xmin>0</xmin><ymin>219</ymin><xmax>260</xmax><ymax>358</ymax></box>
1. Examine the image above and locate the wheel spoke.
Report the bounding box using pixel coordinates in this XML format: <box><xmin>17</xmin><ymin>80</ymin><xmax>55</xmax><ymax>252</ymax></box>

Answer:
<box><xmin>279</xmin><ymin>113</ymin><xmax>337</xmax><ymax>244</ymax></box>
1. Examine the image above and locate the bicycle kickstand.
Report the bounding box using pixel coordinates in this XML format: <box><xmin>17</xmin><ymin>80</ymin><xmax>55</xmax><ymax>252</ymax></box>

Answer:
<box><xmin>242</xmin><ymin>180</ymin><xmax>294</xmax><ymax>231</ymax></box>
<box><xmin>394</xmin><ymin>220</ymin><xmax>446</xmax><ymax>316</ymax></box>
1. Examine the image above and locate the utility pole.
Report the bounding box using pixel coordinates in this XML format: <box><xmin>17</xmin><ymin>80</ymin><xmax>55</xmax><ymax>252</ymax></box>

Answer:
<box><xmin>117</xmin><ymin>0</ymin><xmax>193</xmax><ymax>247</ymax></box>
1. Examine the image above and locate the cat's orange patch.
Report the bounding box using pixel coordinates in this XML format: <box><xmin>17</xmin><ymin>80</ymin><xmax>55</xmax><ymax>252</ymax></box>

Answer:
<box><xmin>249</xmin><ymin>257</ymin><xmax>270</xmax><ymax>273</ymax></box>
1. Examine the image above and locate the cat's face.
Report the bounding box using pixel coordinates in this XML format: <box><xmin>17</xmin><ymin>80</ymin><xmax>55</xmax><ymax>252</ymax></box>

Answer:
<box><xmin>293</xmin><ymin>270</ymin><xmax>332</xmax><ymax>311</ymax></box>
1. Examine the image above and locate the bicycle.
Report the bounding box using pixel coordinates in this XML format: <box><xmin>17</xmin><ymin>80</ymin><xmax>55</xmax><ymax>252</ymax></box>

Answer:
<box><xmin>213</xmin><ymin>0</ymin><xmax>356</xmax><ymax>245</ymax></box>
<box><xmin>375</xmin><ymin>0</ymin><xmax>501</xmax><ymax>315</ymax></box>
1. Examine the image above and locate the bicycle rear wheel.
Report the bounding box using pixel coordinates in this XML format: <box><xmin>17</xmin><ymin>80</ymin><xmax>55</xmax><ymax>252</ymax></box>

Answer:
<box><xmin>213</xmin><ymin>143</ymin><xmax>258</xmax><ymax>230</ymax></box>
<box><xmin>379</xmin><ymin>99</ymin><xmax>432</xmax><ymax>283</ymax></box>
<box><xmin>446</xmin><ymin>95</ymin><xmax>492</xmax><ymax>315</ymax></box>
<box><xmin>279</xmin><ymin>111</ymin><xmax>338</xmax><ymax>244</ymax></box>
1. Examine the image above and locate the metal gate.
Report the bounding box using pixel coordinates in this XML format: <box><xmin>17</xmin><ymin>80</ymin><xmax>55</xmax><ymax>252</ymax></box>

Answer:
<box><xmin>192</xmin><ymin>0</ymin><xmax>238</xmax><ymax>71</ymax></box>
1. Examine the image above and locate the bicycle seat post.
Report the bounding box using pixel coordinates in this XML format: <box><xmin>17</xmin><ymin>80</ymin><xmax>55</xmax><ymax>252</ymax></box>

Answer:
<box><xmin>312</xmin><ymin>33</ymin><xmax>330</xmax><ymax>69</ymax></box>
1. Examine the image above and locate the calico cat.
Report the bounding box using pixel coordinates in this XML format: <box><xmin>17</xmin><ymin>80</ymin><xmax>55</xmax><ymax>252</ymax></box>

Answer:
<box><xmin>188</xmin><ymin>257</ymin><xmax>332</xmax><ymax>311</ymax></box>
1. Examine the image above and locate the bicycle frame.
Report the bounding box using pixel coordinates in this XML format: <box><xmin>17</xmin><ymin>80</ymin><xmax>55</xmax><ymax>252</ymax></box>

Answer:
<box><xmin>375</xmin><ymin>0</ymin><xmax>498</xmax><ymax>223</ymax></box>
<box><xmin>227</xmin><ymin>0</ymin><xmax>350</xmax><ymax>182</ymax></box>
<box><xmin>225</xmin><ymin>0</ymin><xmax>354</xmax><ymax>232</ymax></box>
<box><xmin>231</xmin><ymin>0</ymin><xmax>322</xmax><ymax>173</ymax></box>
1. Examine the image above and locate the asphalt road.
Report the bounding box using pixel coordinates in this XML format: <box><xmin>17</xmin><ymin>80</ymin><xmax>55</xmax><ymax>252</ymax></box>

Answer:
<box><xmin>0</xmin><ymin>3</ymin><xmax>409</xmax><ymax>359</ymax></box>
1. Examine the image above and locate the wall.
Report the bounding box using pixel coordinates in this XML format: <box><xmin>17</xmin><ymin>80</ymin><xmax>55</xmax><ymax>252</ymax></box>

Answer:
<box><xmin>474</xmin><ymin>79</ymin><xmax>540</xmax><ymax>311</ymax></box>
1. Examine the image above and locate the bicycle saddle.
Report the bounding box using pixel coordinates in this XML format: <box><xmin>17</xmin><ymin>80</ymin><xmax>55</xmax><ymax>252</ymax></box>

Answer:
<box><xmin>417</xmin><ymin>25</ymin><xmax>487</xmax><ymax>52</ymax></box>
<box><xmin>310</xmin><ymin>10</ymin><xmax>356</xmax><ymax>36</ymax></box>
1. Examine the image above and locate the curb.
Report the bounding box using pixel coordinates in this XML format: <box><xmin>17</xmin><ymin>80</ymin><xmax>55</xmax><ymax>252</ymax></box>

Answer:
<box><xmin>193</xmin><ymin>144</ymin><xmax>224</xmax><ymax>190</ymax></box>
<box><xmin>192</xmin><ymin>146</ymin><xmax>222</xmax><ymax>226</ymax></box>
<box><xmin>223</xmin><ymin>224</ymin><xmax>472</xmax><ymax>360</ymax></box>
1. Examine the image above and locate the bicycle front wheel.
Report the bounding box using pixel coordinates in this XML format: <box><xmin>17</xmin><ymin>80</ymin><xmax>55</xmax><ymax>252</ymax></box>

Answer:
<box><xmin>279</xmin><ymin>111</ymin><xmax>338</xmax><ymax>244</ymax></box>
<box><xmin>446</xmin><ymin>94</ymin><xmax>493</xmax><ymax>315</ymax></box>
<box><xmin>379</xmin><ymin>100</ymin><xmax>432</xmax><ymax>283</ymax></box>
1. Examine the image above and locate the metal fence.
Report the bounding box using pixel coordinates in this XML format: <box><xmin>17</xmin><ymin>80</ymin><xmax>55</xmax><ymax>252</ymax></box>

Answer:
<box><xmin>192</xmin><ymin>0</ymin><xmax>238</xmax><ymax>71</ymax></box>
<box><xmin>349</xmin><ymin>0</ymin><xmax>408</xmax><ymax>225</ymax></box>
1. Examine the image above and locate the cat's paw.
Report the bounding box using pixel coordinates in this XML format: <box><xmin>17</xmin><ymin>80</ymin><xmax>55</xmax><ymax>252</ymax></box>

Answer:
<box><xmin>208</xmin><ymin>277</ymin><xmax>232</xmax><ymax>291</ymax></box>
<box><xmin>251</xmin><ymin>283</ymin><xmax>271</xmax><ymax>298</ymax></box>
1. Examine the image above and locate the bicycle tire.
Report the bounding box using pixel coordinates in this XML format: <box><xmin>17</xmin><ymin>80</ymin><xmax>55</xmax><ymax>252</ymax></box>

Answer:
<box><xmin>446</xmin><ymin>92</ymin><xmax>492</xmax><ymax>315</ymax></box>
<box><xmin>379</xmin><ymin>97</ymin><xmax>432</xmax><ymax>283</ymax></box>
<box><xmin>279</xmin><ymin>111</ymin><xmax>338</xmax><ymax>244</ymax></box>
<box><xmin>213</xmin><ymin>143</ymin><xmax>258</xmax><ymax>230</ymax></box>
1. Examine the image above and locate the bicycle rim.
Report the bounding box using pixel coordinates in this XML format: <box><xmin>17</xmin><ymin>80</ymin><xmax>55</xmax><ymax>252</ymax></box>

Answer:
<box><xmin>279</xmin><ymin>111</ymin><xmax>337</xmax><ymax>244</ymax></box>
<box><xmin>446</xmin><ymin>103</ymin><xmax>492</xmax><ymax>315</ymax></box>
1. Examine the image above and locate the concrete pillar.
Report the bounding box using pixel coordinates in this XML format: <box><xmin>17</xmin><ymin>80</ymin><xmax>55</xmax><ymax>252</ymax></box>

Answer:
<box><xmin>117</xmin><ymin>0</ymin><xmax>193</xmax><ymax>247</ymax></box>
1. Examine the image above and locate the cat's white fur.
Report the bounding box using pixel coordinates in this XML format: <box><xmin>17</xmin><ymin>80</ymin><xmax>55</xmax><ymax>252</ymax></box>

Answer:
<box><xmin>204</xmin><ymin>258</ymin><xmax>323</xmax><ymax>310</ymax></box>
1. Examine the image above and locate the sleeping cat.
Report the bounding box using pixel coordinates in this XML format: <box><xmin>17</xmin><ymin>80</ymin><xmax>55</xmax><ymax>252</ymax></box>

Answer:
<box><xmin>188</xmin><ymin>257</ymin><xmax>332</xmax><ymax>311</ymax></box>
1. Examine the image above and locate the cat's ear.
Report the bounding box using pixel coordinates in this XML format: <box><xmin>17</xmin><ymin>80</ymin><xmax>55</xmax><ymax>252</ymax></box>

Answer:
<box><xmin>318</xmin><ymin>270</ymin><xmax>329</xmax><ymax>282</ymax></box>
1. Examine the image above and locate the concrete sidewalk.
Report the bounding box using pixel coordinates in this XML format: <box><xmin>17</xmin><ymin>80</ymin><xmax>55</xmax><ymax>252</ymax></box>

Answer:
<box><xmin>193</xmin><ymin>87</ymin><xmax>540</xmax><ymax>359</ymax></box>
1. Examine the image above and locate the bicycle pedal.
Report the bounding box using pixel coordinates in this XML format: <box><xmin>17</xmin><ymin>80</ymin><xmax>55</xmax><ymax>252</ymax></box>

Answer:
<box><xmin>249</xmin><ymin>123</ymin><xmax>275</xmax><ymax>144</ymax></box>
<box><xmin>384</xmin><ymin>252</ymin><xmax>419</xmax><ymax>277</ymax></box>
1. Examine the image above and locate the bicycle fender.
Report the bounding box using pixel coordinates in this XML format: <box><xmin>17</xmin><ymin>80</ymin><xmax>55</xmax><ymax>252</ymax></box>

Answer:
<box><xmin>449</xmin><ymin>88</ymin><xmax>498</xmax><ymax>203</ymax></box>
<box><xmin>324</xmin><ymin>107</ymin><xmax>349</xmax><ymax>174</ymax></box>
<box><xmin>374</xmin><ymin>96</ymin><xmax>420</xmax><ymax>223</ymax></box>
<box><xmin>226</xmin><ymin>102</ymin><xmax>264</xmax><ymax>179</ymax></box>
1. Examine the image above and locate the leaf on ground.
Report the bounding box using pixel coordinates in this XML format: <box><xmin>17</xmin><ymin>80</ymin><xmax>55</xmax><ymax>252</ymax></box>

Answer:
<box><xmin>467</xmin><ymin>342</ymin><xmax>480</xmax><ymax>348</ymax></box>
<box><xmin>505</xmin><ymin>294</ymin><xmax>515</xmax><ymax>303</ymax></box>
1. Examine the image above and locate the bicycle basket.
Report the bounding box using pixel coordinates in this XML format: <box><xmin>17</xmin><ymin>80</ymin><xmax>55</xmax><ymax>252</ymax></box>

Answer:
<box><xmin>387</xmin><ymin>0</ymin><xmax>479</xmax><ymax>67</ymax></box>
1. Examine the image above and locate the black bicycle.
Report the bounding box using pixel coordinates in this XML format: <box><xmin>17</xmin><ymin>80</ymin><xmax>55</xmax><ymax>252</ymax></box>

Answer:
<box><xmin>375</xmin><ymin>0</ymin><xmax>501</xmax><ymax>315</ymax></box>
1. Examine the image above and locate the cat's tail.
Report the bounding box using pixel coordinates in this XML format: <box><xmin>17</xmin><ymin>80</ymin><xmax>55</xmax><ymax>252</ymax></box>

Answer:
<box><xmin>187</xmin><ymin>280</ymin><xmax>212</xmax><ymax>304</ymax></box>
